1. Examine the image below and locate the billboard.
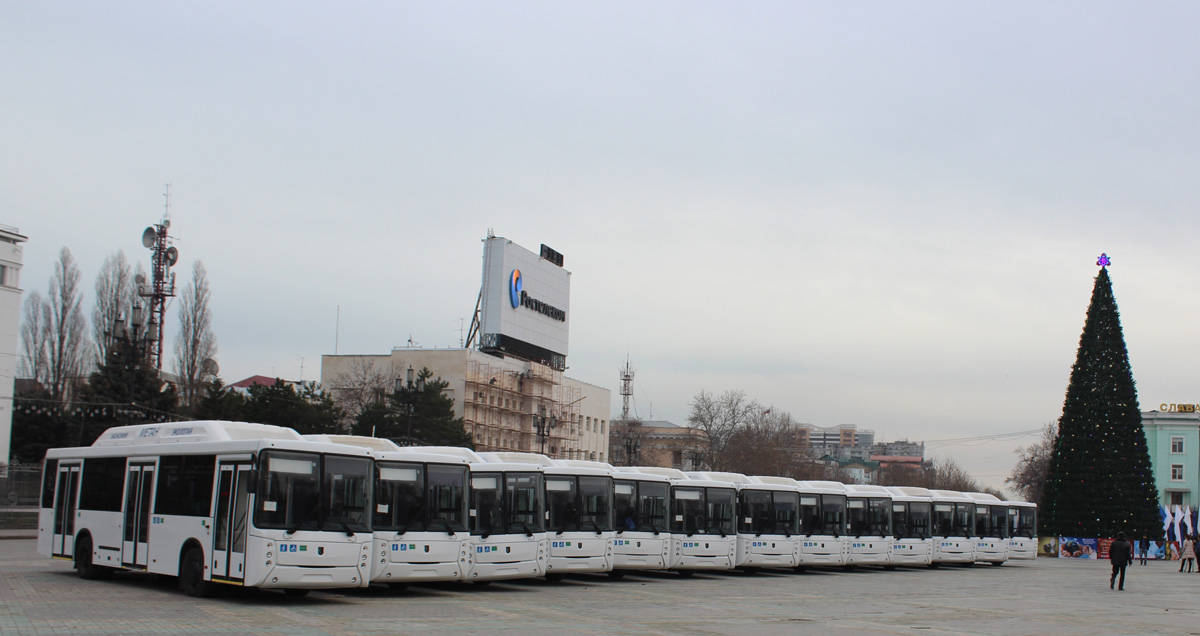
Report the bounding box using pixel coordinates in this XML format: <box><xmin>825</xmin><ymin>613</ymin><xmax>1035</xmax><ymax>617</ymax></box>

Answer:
<box><xmin>478</xmin><ymin>237</ymin><xmax>570</xmax><ymax>369</ymax></box>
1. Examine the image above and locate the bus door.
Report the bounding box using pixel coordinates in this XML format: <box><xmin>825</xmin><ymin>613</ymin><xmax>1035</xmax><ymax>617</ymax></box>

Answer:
<box><xmin>122</xmin><ymin>463</ymin><xmax>155</xmax><ymax>569</ymax></box>
<box><xmin>52</xmin><ymin>463</ymin><xmax>82</xmax><ymax>558</ymax></box>
<box><xmin>212</xmin><ymin>462</ymin><xmax>252</xmax><ymax>583</ymax></box>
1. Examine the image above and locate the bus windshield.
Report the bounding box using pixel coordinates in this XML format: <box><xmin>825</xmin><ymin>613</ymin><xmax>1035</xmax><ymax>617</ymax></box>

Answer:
<box><xmin>469</xmin><ymin>471</ymin><xmax>544</xmax><ymax>536</ymax></box>
<box><xmin>867</xmin><ymin>498</ymin><xmax>891</xmax><ymax>536</ymax></box>
<box><xmin>1012</xmin><ymin>507</ymin><xmax>1037</xmax><ymax>538</ymax></box>
<box><xmin>954</xmin><ymin>503</ymin><xmax>974</xmax><ymax>537</ymax></box>
<box><xmin>615</xmin><ymin>480</ymin><xmax>667</xmax><ymax>533</ymax></box>
<box><xmin>740</xmin><ymin>490</ymin><xmax>773</xmax><ymax>535</ymax></box>
<box><xmin>988</xmin><ymin>505</ymin><xmax>1008</xmax><ymax>538</ymax></box>
<box><xmin>707</xmin><ymin>488</ymin><xmax>736</xmax><ymax>535</ymax></box>
<box><xmin>908</xmin><ymin>501</ymin><xmax>931</xmax><ymax>538</ymax></box>
<box><xmin>822</xmin><ymin>495</ymin><xmax>846</xmax><ymax>537</ymax></box>
<box><xmin>256</xmin><ymin>450</ymin><xmax>371</xmax><ymax>534</ymax></box>
<box><xmin>376</xmin><ymin>462</ymin><xmax>468</xmax><ymax>533</ymax></box>
<box><xmin>800</xmin><ymin>495</ymin><xmax>820</xmax><ymax>535</ymax></box>
<box><xmin>773</xmin><ymin>491</ymin><xmax>799</xmax><ymax>536</ymax></box>
<box><xmin>847</xmin><ymin>498</ymin><xmax>868</xmax><ymax>535</ymax></box>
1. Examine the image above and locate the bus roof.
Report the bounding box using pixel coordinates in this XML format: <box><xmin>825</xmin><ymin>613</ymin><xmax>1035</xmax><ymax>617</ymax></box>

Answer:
<box><xmin>92</xmin><ymin>420</ymin><xmax>302</xmax><ymax>446</ymax></box>
<box><xmin>303</xmin><ymin>434</ymin><xmax>401</xmax><ymax>452</ymax></box>
<box><xmin>964</xmin><ymin>492</ymin><xmax>1004</xmax><ymax>504</ymax></box>
<box><xmin>887</xmin><ymin>486</ymin><xmax>934</xmax><ymax>499</ymax></box>
<box><xmin>845</xmin><ymin>484</ymin><xmax>893</xmax><ymax>497</ymax></box>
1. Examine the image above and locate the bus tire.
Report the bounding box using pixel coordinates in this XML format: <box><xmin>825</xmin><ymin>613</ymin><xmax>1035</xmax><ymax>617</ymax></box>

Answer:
<box><xmin>991</xmin><ymin>561</ymin><xmax>1004</xmax><ymax>567</ymax></box>
<box><xmin>387</xmin><ymin>582</ymin><xmax>409</xmax><ymax>591</ymax></box>
<box><xmin>676</xmin><ymin>570</ymin><xmax>694</xmax><ymax>578</ymax></box>
<box><xmin>607</xmin><ymin>570</ymin><xmax>626</xmax><ymax>580</ymax></box>
<box><xmin>283</xmin><ymin>589</ymin><xmax>310</xmax><ymax>597</ymax></box>
<box><xmin>927</xmin><ymin>562</ymin><xmax>939</xmax><ymax>569</ymax></box>
<box><xmin>179</xmin><ymin>547</ymin><xmax>216</xmax><ymax>598</ymax></box>
<box><xmin>74</xmin><ymin>536</ymin><xmax>111</xmax><ymax>580</ymax></box>
<box><xmin>545</xmin><ymin>572</ymin><xmax>565</xmax><ymax>582</ymax></box>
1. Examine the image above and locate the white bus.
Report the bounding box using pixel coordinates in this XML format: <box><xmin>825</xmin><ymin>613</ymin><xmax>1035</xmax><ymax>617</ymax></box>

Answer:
<box><xmin>688</xmin><ymin>472</ymin><xmax>800</xmax><ymax>570</ymax></box>
<box><xmin>844</xmin><ymin>484</ymin><xmax>893</xmax><ymax>568</ymax></box>
<box><xmin>610</xmin><ymin>468</ymin><xmax>672</xmax><ymax>576</ymax></box>
<box><xmin>796</xmin><ymin>480</ymin><xmax>849</xmax><ymax>568</ymax></box>
<box><xmin>40</xmin><ymin>421</ymin><xmax>375</xmax><ymax>597</ymax></box>
<box><xmin>409</xmin><ymin>447</ymin><xmax>547</xmax><ymax>582</ymax></box>
<box><xmin>304</xmin><ymin>436</ymin><xmax>472</xmax><ymax>588</ymax></box>
<box><xmin>480</xmin><ymin>454</ymin><xmax>614</xmax><ymax>579</ymax></box>
<box><xmin>929</xmin><ymin>489</ymin><xmax>976</xmax><ymax>566</ymax></box>
<box><xmin>965</xmin><ymin>492</ymin><xmax>1008</xmax><ymax>565</ymax></box>
<box><xmin>1005</xmin><ymin>500</ymin><xmax>1038</xmax><ymax>560</ymax></box>
<box><xmin>884</xmin><ymin>486</ymin><xmax>933</xmax><ymax>566</ymax></box>
<box><xmin>628</xmin><ymin>467</ymin><xmax>737</xmax><ymax>574</ymax></box>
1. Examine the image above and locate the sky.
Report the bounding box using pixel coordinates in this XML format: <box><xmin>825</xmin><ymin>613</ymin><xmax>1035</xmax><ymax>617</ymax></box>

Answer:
<box><xmin>5</xmin><ymin>2</ymin><xmax>1200</xmax><ymax>493</ymax></box>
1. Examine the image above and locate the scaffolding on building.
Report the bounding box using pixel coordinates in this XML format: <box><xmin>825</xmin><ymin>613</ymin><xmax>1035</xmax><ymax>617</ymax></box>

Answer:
<box><xmin>464</xmin><ymin>357</ymin><xmax>582</xmax><ymax>458</ymax></box>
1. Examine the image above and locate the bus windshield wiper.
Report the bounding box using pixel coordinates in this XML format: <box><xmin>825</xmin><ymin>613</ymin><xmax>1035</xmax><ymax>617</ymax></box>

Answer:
<box><xmin>588</xmin><ymin>520</ymin><xmax>603</xmax><ymax>536</ymax></box>
<box><xmin>430</xmin><ymin>517</ymin><xmax>456</xmax><ymax>537</ymax></box>
<box><xmin>649</xmin><ymin>522</ymin><xmax>661</xmax><ymax>536</ymax></box>
<box><xmin>331</xmin><ymin>516</ymin><xmax>356</xmax><ymax>537</ymax></box>
<box><xmin>286</xmin><ymin>503</ymin><xmax>320</xmax><ymax>535</ymax></box>
<box><xmin>397</xmin><ymin>499</ymin><xmax>427</xmax><ymax>536</ymax></box>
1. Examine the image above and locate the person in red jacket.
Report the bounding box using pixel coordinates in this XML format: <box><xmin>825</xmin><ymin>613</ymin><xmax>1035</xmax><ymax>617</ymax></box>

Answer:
<box><xmin>1109</xmin><ymin>531</ymin><xmax>1133</xmax><ymax>591</ymax></box>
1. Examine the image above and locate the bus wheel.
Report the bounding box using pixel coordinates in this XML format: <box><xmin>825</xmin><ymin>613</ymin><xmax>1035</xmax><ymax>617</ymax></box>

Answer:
<box><xmin>607</xmin><ymin>570</ymin><xmax>626</xmax><ymax>580</ymax></box>
<box><xmin>991</xmin><ymin>561</ymin><xmax>1004</xmax><ymax>567</ymax></box>
<box><xmin>179</xmin><ymin>547</ymin><xmax>216</xmax><ymax>598</ymax></box>
<box><xmin>283</xmin><ymin>589</ymin><xmax>311</xmax><ymax>597</ymax></box>
<box><xmin>74</xmin><ymin>537</ymin><xmax>111</xmax><ymax>580</ymax></box>
<box><xmin>545</xmin><ymin>573</ymin><xmax>565</xmax><ymax>582</ymax></box>
<box><xmin>387</xmin><ymin>582</ymin><xmax>409</xmax><ymax>591</ymax></box>
<box><xmin>676</xmin><ymin>570</ymin><xmax>694</xmax><ymax>578</ymax></box>
<box><xmin>927</xmin><ymin>562</ymin><xmax>939</xmax><ymax>569</ymax></box>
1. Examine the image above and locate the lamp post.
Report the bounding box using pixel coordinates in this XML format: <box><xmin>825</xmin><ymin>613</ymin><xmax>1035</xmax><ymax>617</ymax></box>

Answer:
<box><xmin>92</xmin><ymin>303</ymin><xmax>157</xmax><ymax>444</ymax></box>
<box><xmin>535</xmin><ymin>405</ymin><xmax>558</xmax><ymax>456</ymax></box>
<box><xmin>395</xmin><ymin>365</ymin><xmax>425</xmax><ymax>445</ymax></box>
<box><xmin>623</xmin><ymin>433</ymin><xmax>642</xmax><ymax>466</ymax></box>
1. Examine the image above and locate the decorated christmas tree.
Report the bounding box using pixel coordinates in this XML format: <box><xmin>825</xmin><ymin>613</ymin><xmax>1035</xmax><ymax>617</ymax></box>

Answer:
<box><xmin>1042</xmin><ymin>254</ymin><xmax>1161</xmax><ymax>538</ymax></box>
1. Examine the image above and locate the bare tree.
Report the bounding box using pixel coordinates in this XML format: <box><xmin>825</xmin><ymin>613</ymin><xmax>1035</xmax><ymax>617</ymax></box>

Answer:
<box><xmin>17</xmin><ymin>290</ymin><xmax>48</xmax><ymax>383</ymax></box>
<box><xmin>43</xmin><ymin>248</ymin><xmax>91</xmax><ymax>401</ymax></box>
<box><xmin>1006</xmin><ymin>422</ymin><xmax>1057</xmax><ymax>505</ymax></box>
<box><xmin>92</xmin><ymin>250</ymin><xmax>133</xmax><ymax>367</ymax></box>
<box><xmin>608</xmin><ymin>418</ymin><xmax>646</xmax><ymax>466</ymax></box>
<box><xmin>327</xmin><ymin>357</ymin><xmax>396</xmax><ymax>425</ymax></box>
<box><xmin>173</xmin><ymin>261</ymin><xmax>217</xmax><ymax>408</ymax></box>
<box><xmin>686</xmin><ymin>389</ymin><xmax>759</xmax><ymax>471</ymax></box>
<box><xmin>926</xmin><ymin>457</ymin><xmax>987</xmax><ymax>492</ymax></box>
<box><xmin>723</xmin><ymin>409</ymin><xmax>806</xmax><ymax>477</ymax></box>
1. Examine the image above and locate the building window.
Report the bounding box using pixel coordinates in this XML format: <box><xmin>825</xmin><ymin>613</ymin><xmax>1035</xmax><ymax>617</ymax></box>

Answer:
<box><xmin>1172</xmin><ymin>464</ymin><xmax>1185</xmax><ymax>481</ymax></box>
<box><xmin>1171</xmin><ymin>492</ymin><xmax>1186</xmax><ymax>507</ymax></box>
<box><xmin>1172</xmin><ymin>437</ymin><xmax>1185</xmax><ymax>454</ymax></box>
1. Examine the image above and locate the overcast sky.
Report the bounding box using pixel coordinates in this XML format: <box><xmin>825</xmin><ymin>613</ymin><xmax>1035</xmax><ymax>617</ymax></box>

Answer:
<box><xmin>5</xmin><ymin>2</ymin><xmax>1199</xmax><ymax>492</ymax></box>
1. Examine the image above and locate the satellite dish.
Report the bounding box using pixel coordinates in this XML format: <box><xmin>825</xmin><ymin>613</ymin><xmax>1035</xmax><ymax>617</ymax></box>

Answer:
<box><xmin>202</xmin><ymin>358</ymin><xmax>219</xmax><ymax>376</ymax></box>
<box><xmin>165</xmin><ymin>246</ymin><xmax>179</xmax><ymax>266</ymax></box>
<box><xmin>135</xmin><ymin>273</ymin><xmax>145</xmax><ymax>285</ymax></box>
<box><xmin>142</xmin><ymin>227</ymin><xmax>156</xmax><ymax>248</ymax></box>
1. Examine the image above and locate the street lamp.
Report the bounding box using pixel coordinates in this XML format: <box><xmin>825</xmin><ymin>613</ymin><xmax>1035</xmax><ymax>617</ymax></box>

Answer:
<box><xmin>395</xmin><ymin>365</ymin><xmax>425</xmax><ymax>445</ymax></box>
<box><xmin>623</xmin><ymin>433</ymin><xmax>642</xmax><ymax>466</ymax></box>
<box><xmin>534</xmin><ymin>405</ymin><xmax>558</xmax><ymax>456</ymax></box>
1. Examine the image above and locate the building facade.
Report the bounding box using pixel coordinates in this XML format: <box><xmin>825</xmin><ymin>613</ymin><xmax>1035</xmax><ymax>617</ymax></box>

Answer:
<box><xmin>0</xmin><ymin>225</ymin><xmax>25</xmax><ymax>469</ymax></box>
<box><xmin>321</xmin><ymin>348</ymin><xmax>611</xmax><ymax>460</ymax></box>
<box><xmin>1143</xmin><ymin>408</ymin><xmax>1200</xmax><ymax>508</ymax></box>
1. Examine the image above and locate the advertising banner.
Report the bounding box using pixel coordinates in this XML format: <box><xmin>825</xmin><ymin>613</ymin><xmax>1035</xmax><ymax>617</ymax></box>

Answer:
<box><xmin>1058</xmin><ymin>537</ymin><xmax>1097</xmax><ymax>558</ymax></box>
<box><xmin>1038</xmin><ymin>536</ymin><xmax>1058</xmax><ymax>557</ymax></box>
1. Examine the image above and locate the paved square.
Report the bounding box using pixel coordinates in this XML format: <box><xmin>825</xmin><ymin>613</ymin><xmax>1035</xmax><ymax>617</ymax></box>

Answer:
<box><xmin>1</xmin><ymin>539</ymin><xmax>1197</xmax><ymax>635</ymax></box>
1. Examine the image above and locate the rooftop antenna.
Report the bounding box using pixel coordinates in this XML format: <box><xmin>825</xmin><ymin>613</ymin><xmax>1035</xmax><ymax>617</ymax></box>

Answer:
<box><xmin>138</xmin><ymin>183</ymin><xmax>178</xmax><ymax>370</ymax></box>
<box><xmin>619</xmin><ymin>358</ymin><xmax>635</xmax><ymax>422</ymax></box>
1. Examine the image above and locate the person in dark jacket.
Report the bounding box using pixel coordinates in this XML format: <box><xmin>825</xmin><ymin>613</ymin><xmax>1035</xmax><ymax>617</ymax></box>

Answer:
<box><xmin>1110</xmin><ymin>531</ymin><xmax>1133</xmax><ymax>591</ymax></box>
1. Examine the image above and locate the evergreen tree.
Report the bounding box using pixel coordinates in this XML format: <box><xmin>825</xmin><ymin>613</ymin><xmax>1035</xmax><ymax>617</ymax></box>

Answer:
<box><xmin>242</xmin><ymin>380</ymin><xmax>342</xmax><ymax>435</ymax></box>
<box><xmin>1043</xmin><ymin>259</ymin><xmax>1160</xmax><ymax>538</ymax></box>
<box><xmin>190</xmin><ymin>378</ymin><xmax>247</xmax><ymax>421</ymax></box>
<box><xmin>77</xmin><ymin>337</ymin><xmax>179</xmax><ymax>446</ymax></box>
<box><xmin>350</xmin><ymin>368</ymin><xmax>474</xmax><ymax>448</ymax></box>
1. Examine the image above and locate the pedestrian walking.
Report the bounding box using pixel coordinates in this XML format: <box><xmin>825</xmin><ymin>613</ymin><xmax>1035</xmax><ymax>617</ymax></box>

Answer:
<box><xmin>1109</xmin><ymin>531</ymin><xmax>1132</xmax><ymax>591</ymax></box>
<box><xmin>1180</xmin><ymin>535</ymin><xmax>1196</xmax><ymax>573</ymax></box>
<box><xmin>1138</xmin><ymin>534</ymin><xmax>1149</xmax><ymax>565</ymax></box>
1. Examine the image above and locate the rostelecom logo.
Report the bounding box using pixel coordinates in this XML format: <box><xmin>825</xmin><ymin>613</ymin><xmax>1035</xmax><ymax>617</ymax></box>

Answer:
<box><xmin>509</xmin><ymin>269</ymin><xmax>522</xmax><ymax>308</ymax></box>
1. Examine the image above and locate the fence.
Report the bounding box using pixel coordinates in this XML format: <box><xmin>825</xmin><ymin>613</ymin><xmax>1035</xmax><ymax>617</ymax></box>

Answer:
<box><xmin>0</xmin><ymin>462</ymin><xmax>42</xmax><ymax>529</ymax></box>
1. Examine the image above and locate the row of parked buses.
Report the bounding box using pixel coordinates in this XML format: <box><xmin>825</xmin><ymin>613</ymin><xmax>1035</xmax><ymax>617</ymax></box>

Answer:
<box><xmin>37</xmin><ymin>420</ymin><xmax>1038</xmax><ymax>597</ymax></box>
